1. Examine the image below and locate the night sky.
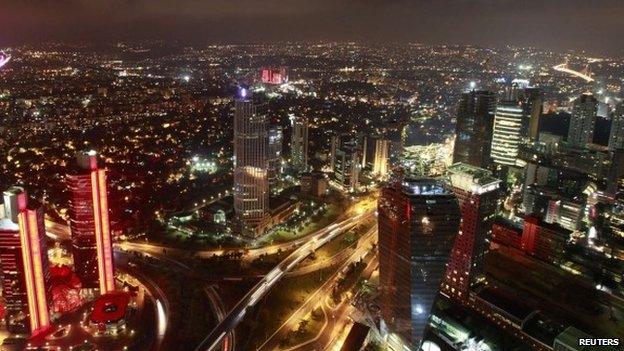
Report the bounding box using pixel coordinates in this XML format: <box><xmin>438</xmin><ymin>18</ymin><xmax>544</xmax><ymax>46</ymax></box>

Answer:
<box><xmin>1</xmin><ymin>0</ymin><xmax>622</xmax><ymax>53</ymax></box>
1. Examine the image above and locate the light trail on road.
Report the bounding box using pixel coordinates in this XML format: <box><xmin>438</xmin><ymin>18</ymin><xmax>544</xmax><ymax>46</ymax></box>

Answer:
<box><xmin>552</xmin><ymin>63</ymin><xmax>594</xmax><ymax>82</ymax></box>
<box><xmin>193</xmin><ymin>210</ymin><xmax>375</xmax><ymax>351</ymax></box>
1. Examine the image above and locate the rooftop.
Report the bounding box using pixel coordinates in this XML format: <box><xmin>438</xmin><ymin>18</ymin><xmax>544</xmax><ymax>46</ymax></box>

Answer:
<box><xmin>401</xmin><ymin>178</ymin><xmax>450</xmax><ymax>196</ymax></box>
<box><xmin>90</xmin><ymin>292</ymin><xmax>130</xmax><ymax>324</ymax></box>
<box><xmin>448</xmin><ymin>163</ymin><xmax>501</xmax><ymax>194</ymax></box>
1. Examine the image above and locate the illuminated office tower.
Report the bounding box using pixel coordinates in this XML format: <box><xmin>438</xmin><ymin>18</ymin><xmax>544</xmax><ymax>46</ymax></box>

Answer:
<box><xmin>290</xmin><ymin>115</ymin><xmax>309</xmax><ymax>172</ymax></box>
<box><xmin>568</xmin><ymin>93</ymin><xmax>598</xmax><ymax>148</ymax></box>
<box><xmin>490</xmin><ymin>99</ymin><xmax>526</xmax><ymax>166</ymax></box>
<box><xmin>0</xmin><ymin>187</ymin><xmax>50</xmax><ymax>335</ymax></box>
<box><xmin>267</xmin><ymin>124</ymin><xmax>283</xmax><ymax>186</ymax></box>
<box><xmin>68</xmin><ymin>150</ymin><xmax>115</xmax><ymax>294</ymax></box>
<box><xmin>609</xmin><ymin>102</ymin><xmax>624</xmax><ymax>151</ymax></box>
<box><xmin>452</xmin><ymin>90</ymin><xmax>497</xmax><ymax>168</ymax></box>
<box><xmin>233</xmin><ymin>88</ymin><xmax>270</xmax><ymax>236</ymax></box>
<box><xmin>363</xmin><ymin>136</ymin><xmax>390</xmax><ymax>179</ymax></box>
<box><xmin>490</xmin><ymin>84</ymin><xmax>542</xmax><ymax>167</ymax></box>
<box><xmin>378</xmin><ymin>179</ymin><xmax>460</xmax><ymax>350</ymax></box>
<box><xmin>372</xmin><ymin>139</ymin><xmax>389</xmax><ymax>178</ymax></box>
<box><xmin>442</xmin><ymin>163</ymin><xmax>500</xmax><ymax>299</ymax></box>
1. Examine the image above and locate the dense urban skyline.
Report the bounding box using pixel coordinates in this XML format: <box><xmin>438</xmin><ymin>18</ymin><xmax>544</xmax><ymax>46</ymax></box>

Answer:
<box><xmin>0</xmin><ymin>2</ymin><xmax>623</xmax><ymax>350</ymax></box>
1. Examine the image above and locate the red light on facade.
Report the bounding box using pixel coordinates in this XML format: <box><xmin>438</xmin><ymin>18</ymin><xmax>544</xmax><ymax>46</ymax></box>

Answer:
<box><xmin>260</xmin><ymin>67</ymin><xmax>288</xmax><ymax>85</ymax></box>
<box><xmin>17</xmin><ymin>206</ymin><xmax>50</xmax><ymax>334</ymax></box>
<box><xmin>69</xmin><ymin>152</ymin><xmax>115</xmax><ymax>294</ymax></box>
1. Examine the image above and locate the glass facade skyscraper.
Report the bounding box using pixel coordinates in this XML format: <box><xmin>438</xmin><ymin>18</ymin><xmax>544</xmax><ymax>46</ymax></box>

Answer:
<box><xmin>378</xmin><ymin>178</ymin><xmax>460</xmax><ymax>350</ymax></box>
<box><xmin>452</xmin><ymin>90</ymin><xmax>496</xmax><ymax>168</ymax></box>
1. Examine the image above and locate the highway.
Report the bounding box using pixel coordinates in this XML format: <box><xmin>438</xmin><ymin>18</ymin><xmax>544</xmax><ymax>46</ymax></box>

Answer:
<box><xmin>117</xmin><ymin>251</ymin><xmax>170</xmax><ymax>351</ymax></box>
<box><xmin>204</xmin><ymin>285</ymin><xmax>235</xmax><ymax>351</ymax></box>
<box><xmin>117</xmin><ymin>214</ymin><xmax>365</xmax><ymax>261</ymax></box>
<box><xmin>256</xmin><ymin>225</ymin><xmax>378</xmax><ymax>351</ymax></box>
<box><xmin>193</xmin><ymin>210</ymin><xmax>375</xmax><ymax>351</ymax></box>
<box><xmin>552</xmin><ymin>62</ymin><xmax>594</xmax><ymax>82</ymax></box>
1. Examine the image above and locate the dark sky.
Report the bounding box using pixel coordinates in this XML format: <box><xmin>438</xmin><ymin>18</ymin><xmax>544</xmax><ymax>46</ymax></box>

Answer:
<box><xmin>1</xmin><ymin>0</ymin><xmax>622</xmax><ymax>54</ymax></box>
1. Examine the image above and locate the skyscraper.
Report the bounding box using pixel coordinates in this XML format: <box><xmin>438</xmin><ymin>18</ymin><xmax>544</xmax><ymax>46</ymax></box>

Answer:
<box><xmin>290</xmin><ymin>115</ymin><xmax>309</xmax><ymax>172</ymax></box>
<box><xmin>609</xmin><ymin>102</ymin><xmax>624</xmax><ymax>151</ymax></box>
<box><xmin>378</xmin><ymin>178</ymin><xmax>461</xmax><ymax>350</ymax></box>
<box><xmin>491</xmin><ymin>99</ymin><xmax>525</xmax><ymax>166</ymax></box>
<box><xmin>525</xmin><ymin>88</ymin><xmax>544</xmax><ymax>141</ymax></box>
<box><xmin>0</xmin><ymin>187</ymin><xmax>50</xmax><ymax>335</ymax></box>
<box><xmin>490</xmin><ymin>85</ymin><xmax>542</xmax><ymax>167</ymax></box>
<box><xmin>67</xmin><ymin>150</ymin><xmax>115</xmax><ymax>294</ymax></box>
<box><xmin>333</xmin><ymin>141</ymin><xmax>361</xmax><ymax>192</ymax></box>
<box><xmin>568</xmin><ymin>93</ymin><xmax>598</xmax><ymax>148</ymax></box>
<box><xmin>442</xmin><ymin>163</ymin><xmax>500</xmax><ymax>299</ymax></box>
<box><xmin>267</xmin><ymin>124</ymin><xmax>283</xmax><ymax>186</ymax></box>
<box><xmin>233</xmin><ymin>88</ymin><xmax>270</xmax><ymax>236</ymax></box>
<box><xmin>372</xmin><ymin>138</ymin><xmax>390</xmax><ymax>178</ymax></box>
<box><xmin>452</xmin><ymin>90</ymin><xmax>496</xmax><ymax>168</ymax></box>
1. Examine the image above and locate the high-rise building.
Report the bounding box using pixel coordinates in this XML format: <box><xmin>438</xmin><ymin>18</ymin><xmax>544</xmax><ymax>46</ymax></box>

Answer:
<box><xmin>267</xmin><ymin>124</ymin><xmax>283</xmax><ymax>186</ymax></box>
<box><xmin>372</xmin><ymin>138</ymin><xmax>390</xmax><ymax>178</ymax></box>
<box><xmin>330</xmin><ymin>134</ymin><xmax>364</xmax><ymax>192</ymax></box>
<box><xmin>290</xmin><ymin>115</ymin><xmax>309</xmax><ymax>172</ymax></box>
<box><xmin>442</xmin><ymin>163</ymin><xmax>500</xmax><ymax>299</ymax></box>
<box><xmin>491</xmin><ymin>98</ymin><xmax>526</xmax><ymax>166</ymax></box>
<box><xmin>378</xmin><ymin>178</ymin><xmax>461</xmax><ymax>350</ymax></box>
<box><xmin>609</xmin><ymin>102</ymin><xmax>624</xmax><ymax>151</ymax></box>
<box><xmin>452</xmin><ymin>90</ymin><xmax>496</xmax><ymax>168</ymax></box>
<box><xmin>333</xmin><ymin>144</ymin><xmax>361</xmax><ymax>192</ymax></box>
<box><xmin>525</xmin><ymin>88</ymin><xmax>544</xmax><ymax>142</ymax></box>
<box><xmin>363</xmin><ymin>136</ymin><xmax>390</xmax><ymax>179</ymax></box>
<box><xmin>568</xmin><ymin>93</ymin><xmax>598</xmax><ymax>148</ymax></box>
<box><xmin>67</xmin><ymin>150</ymin><xmax>115</xmax><ymax>294</ymax></box>
<box><xmin>490</xmin><ymin>85</ymin><xmax>542</xmax><ymax>167</ymax></box>
<box><xmin>0</xmin><ymin>187</ymin><xmax>50</xmax><ymax>335</ymax></box>
<box><xmin>233</xmin><ymin>88</ymin><xmax>270</xmax><ymax>236</ymax></box>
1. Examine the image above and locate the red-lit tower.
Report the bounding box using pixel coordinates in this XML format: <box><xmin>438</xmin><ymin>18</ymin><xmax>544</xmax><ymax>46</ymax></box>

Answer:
<box><xmin>442</xmin><ymin>163</ymin><xmax>500</xmax><ymax>299</ymax></box>
<box><xmin>67</xmin><ymin>151</ymin><xmax>115</xmax><ymax>294</ymax></box>
<box><xmin>0</xmin><ymin>187</ymin><xmax>50</xmax><ymax>335</ymax></box>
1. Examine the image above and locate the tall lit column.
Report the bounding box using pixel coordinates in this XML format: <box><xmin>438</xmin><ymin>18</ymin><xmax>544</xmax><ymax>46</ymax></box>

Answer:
<box><xmin>0</xmin><ymin>187</ymin><xmax>50</xmax><ymax>335</ymax></box>
<box><xmin>372</xmin><ymin>138</ymin><xmax>389</xmax><ymax>178</ymax></box>
<box><xmin>233</xmin><ymin>88</ymin><xmax>270</xmax><ymax>236</ymax></box>
<box><xmin>68</xmin><ymin>150</ymin><xmax>115</xmax><ymax>294</ymax></box>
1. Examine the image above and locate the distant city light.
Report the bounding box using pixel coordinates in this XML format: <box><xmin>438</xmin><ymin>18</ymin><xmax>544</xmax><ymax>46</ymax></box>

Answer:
<box><xmin>183</xmin><ymin>75</ymin><xmax>191</xmax><ymax>82</ymax></box>
<box><xmin>0</xmin><ymin>53</ymin><xmax>10</xmax><ymax>69</ymax></box>
<box><xmin>469</xmin><ymin>81</ymin><xmax>477</xmax><ymax>90</ymax></box>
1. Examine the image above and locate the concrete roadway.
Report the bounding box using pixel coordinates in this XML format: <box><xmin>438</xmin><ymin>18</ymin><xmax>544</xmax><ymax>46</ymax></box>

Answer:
<box><xmin>193</xmin><ymin>210</ymin><xmax>375</xmax><ymax>351</ymax></box>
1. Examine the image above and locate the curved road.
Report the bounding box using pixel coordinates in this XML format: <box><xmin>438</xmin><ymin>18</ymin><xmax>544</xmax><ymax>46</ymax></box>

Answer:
<box><xmin>552</xmin><ymin>62</ymin><xmax>594</xmax><ymax>83</ymax></box>
<box><xmin>193</xmin><ymin>210</ymin><xmax>375</xmax><ymax>351</ymax></box>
